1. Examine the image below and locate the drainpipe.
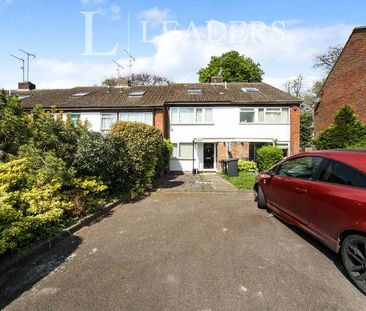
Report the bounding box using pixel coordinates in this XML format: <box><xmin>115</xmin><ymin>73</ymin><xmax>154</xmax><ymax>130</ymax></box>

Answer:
<box><xmin>192</xmin><ymin>139</ymin><xmax>196</xmax><ymax>174</ymax></box>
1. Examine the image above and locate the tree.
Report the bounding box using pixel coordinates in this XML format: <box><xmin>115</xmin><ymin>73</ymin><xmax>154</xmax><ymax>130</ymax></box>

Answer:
<box><xmin>284</xmin><ymin>74</ymin><xmax>305</xmax><ymax>99</ymax></box>
<box><xmin>300</xmin><ymin>112</ymin><xmax>314</xmax><ymax>150</ymax></box>
<box><xmin>0</xmin><ymin>90</ymin><xmax>30</xmax><ymax>159</ymax></box>
<box><xmin>313</xmin><ymin>45</ymin><xmax>343</xmax><ymax>73</ymax></box>
<box><xmin>313</xmin><ymin>105</ymin><xmax>366</xmax><ymax>150</ymax></box>
<box><xmin>198</xmin><ymin>51</ymin><xmax>264</xmax><ymax>83</ymax></box>
<box><xmin>102</xmin><ymin>73</ymin><xmax>171</xmax><ymax>87</ymax></box>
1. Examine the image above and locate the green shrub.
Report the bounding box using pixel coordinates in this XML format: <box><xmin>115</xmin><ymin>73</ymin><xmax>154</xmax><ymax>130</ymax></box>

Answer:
<box><xmin>256</xmin><ymin>145</ymin><xmax>284</xmax><ymax>171</ymax></box>
<box><xmin>238</xmin><ymin>160</ymin><xmax>257</xmax><ymax>173</ymax></box>
<box><xmin>160</xmin><ymin>139</ymin><xmax>173</xmax><ymax>174</ymax></box>
<box><xmin>313</xmin><ymin>105</ymin><xmax>366</xmax><ymax>150</ymax></box>
<box><xmin>29</xmin><ymin>107</ymin><xmax>87</xmax><ymax>166</ymax></box>
<box><xmin>0</xmin><ymin>150</ymin><xmax>107</xmax><ymax>256</ymax></box>
<box><xmin>110</xmin><ymin>121</ymin><xmax>165</xmax><ymax>196</ymax></box>
<box><xmin>73</xmin><ymin>131</ymin><xmax>131</xmax><ymax>192</ymax></box>
<box><xmin>0</xmin><ymin>91</ymin><xmax>30</xmax><ymax>157</ymax></box>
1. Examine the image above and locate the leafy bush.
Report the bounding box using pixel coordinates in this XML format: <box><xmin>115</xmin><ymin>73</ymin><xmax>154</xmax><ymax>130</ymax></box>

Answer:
<box><xmin>160</xmin><ymin>139</ymin><xmax>173</xmax><ymax>174</ymax></box>
<box><xmin>110</xmin><ymin>121</ymin><xmax>165</xmax><ymax>196</ymax></box>
<box><xmin>313</xmin><ymin>105</ymin><xmax>366</xmax><ymax>150</ymax></box>
<box><xmin>238</xmin><ymin>160</ymin><xmax>257</xmax><ymax>173</ymax></box>
<box><xmin>256</xmin><ymin>145</ymin><xmax>284</xmax><ymax>171</ymax></box>
<box><xmin>0</xmin><ymin>91</ymin><xmax>30</xmax><ymax>158</ymax></box>
<box><xmin>0</xmin><ymin>150</ymin><xmax>107</xmax><ymax>256</ymax></box>
<box><xmin>346</xmin><ymin>137</ymin><xmax>366</xmax><ymax>149</ymax></box>
<box><xmin>73</xmin><ymin>131</ymin><xmax>131</xmax><ymax>192</ymax></box>
<box><xmin>29</xmin><ymin>107</ymin><xmax>87</xmax><ymax>166</ymax></box>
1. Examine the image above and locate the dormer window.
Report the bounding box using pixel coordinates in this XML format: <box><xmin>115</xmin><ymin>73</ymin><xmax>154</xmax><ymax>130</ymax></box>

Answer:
<box><xmin>129</xmin><ymin>91</ymin><xmax>146</xmax><ymax>96</ymax></box>
<box><xmin>241</xmin><ymin>87</ymin><xmax>260</xmax><ymax>93</ymax></box>
<box><xmin>71</xmin><ymin>92</ymin><xmax>90</xmax><ymax>97</ymax></box>
<box><xmin>187</xmin><ymin>88</ymin><xmax>202</xmax><ymax>94</ymax></box>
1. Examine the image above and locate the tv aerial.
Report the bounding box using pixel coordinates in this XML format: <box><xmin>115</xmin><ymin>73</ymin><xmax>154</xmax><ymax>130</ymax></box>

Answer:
<box><xmin>18</xmin><ymin>49</ymin><xmax>36</xmax><ymax>82</ymax></box>
<box><xmin>123</xmin><ymin>48</ymin><xmax>135</xmax><ymax>77</ymax></box>
<box><xmin>10</xmin><ymin>54</ymin><xmax>25</xmax><ymax>82</ymax></box>
<box><xmin>113</xmin><ymin>60</ymin><xmax>124</xmax><ymax>78</ymax></box>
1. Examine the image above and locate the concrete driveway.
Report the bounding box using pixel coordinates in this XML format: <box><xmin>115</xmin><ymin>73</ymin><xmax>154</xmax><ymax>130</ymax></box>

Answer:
<box><xmin>1</xmin><ymin>192</ymin><xmax>365</xmax><ymax>310</ymax></box>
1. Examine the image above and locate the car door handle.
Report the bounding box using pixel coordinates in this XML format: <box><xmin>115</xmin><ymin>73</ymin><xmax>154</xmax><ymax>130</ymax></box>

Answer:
<box><xmin>295</xmin><ymin>187</ymin><xmax>307</xmax><ymax>194</ymax></box>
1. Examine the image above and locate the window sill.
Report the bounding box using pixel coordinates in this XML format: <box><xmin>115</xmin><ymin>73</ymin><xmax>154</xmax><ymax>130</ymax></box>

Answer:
<box><xmin>170</xmin><ymin>123</ymin><xmax>215</xmax><ymax>125</ymax></box>
<box><xmin>239</xmin><ymin>122</ymin><xmax>290</xmax><ymax>125</ymax></box>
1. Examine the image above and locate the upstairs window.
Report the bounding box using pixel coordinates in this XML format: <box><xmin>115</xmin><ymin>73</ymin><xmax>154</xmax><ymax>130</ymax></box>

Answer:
<box><xmin>119</xmin><ymin>111</ymin><xmax>153</xmax><ymax>125</ymax></box>
<box><xmin>101</xmin><ymin>113</ymin><xmax>117</xmax><ymax>131</ymax></box>
<box><xmin>171</xmin><ymin>107</ymin><xmax>213</xmax><ymax>124</ymax></box>
<box><xmin>240</xmin><ymin>107</ymin><xmax>290</xmax><ymax>124</ymax></box>
<box><xmin>240</xmin><ymin>108</ymin><xmax>255</xmax><ymax>123</ymax></box>
<box><xmin>70</xmin><ymin>113</ymin><xmax>81</xmax><ymax>125</ymax></box>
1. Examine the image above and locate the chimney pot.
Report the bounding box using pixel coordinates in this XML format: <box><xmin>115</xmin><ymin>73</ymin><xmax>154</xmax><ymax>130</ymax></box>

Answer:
<box><xmin>115</xmin><ymin>78</ymin><xmax>131</xmax><ymax>88</ymax></box>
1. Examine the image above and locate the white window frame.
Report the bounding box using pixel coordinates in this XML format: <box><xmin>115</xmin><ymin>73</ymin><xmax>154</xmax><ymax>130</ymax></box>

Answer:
<box><xmin>240</xmin><ymin>108</ymin><xmax>256</xmax><ymax>124</ymax></box>
<box><xmin>119</xmin><ymin>111</ymin><xmax>153</xmax><ymax>126</ymax></box>
<box><xmin>170</xmin><ymin>107</ymin><xmax>214</xmax><ymax>124</ymax></box>
<box><xmin>178</xmin><ymin>143</ymin><xmax>194</xmax><ymax>159</ymax></box>
<box><xmin>101</xmin><ymin>113</ymin><xmax>117</xmax><ymax>131</ymax></box>
<box><xmin>171</xmin><ymin>142</ymin><xmax>194</xmax><ymax>159</ymax></box>
<box><xmin>239</xmin><ymin>107</ymin><xmax>291</xmax><ymax>124</ymax></box>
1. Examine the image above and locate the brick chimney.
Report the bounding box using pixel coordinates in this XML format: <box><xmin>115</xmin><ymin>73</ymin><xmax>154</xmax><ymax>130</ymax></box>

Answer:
<box><xmin>18</xmin><ymin>81</ymin><xmax>36</xmax><ymax>91</ymax></box>
<box><xmin>115</xmin><ymin>78</ymin><xmax>131</xmax><ymax>88</ymax></box>
<box><xmin>210</xmin><ymin>75</ymin><xmax>224</xmax><ymax>85</ymax></box>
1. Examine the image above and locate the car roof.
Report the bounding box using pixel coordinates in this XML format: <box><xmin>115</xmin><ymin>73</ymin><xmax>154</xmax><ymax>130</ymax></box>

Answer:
<box><xmin>290</xmin><ymin>150</ymin><xmax>366</xmax><ymax>173</ymax></box>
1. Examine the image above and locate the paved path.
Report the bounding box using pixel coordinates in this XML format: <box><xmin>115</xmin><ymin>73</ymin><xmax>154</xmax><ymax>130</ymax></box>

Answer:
<box><xmin>199</xmin><ymin>174</ymin><xmax>238</xmax><ymax>192</ymax></box>
<box><xmin>1</xmin><ymin>192</ymin><xmax>364</xmax><ymax>310</ymax></box>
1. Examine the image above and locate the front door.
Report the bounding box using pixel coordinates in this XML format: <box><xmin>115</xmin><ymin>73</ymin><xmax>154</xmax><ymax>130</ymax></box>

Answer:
<box><xmin>203</xmin><ymin>143</ymin><xmax>214</xmax><ymax>169</ymax></box>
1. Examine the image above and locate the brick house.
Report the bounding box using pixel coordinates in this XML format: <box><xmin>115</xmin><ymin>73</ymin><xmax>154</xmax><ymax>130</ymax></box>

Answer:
<box><xmin>315</xmin><ymin>26</ymin><xmax>366</xmax><ymax>134</ymax></box>
<box><xmin>15</xmin><ymin>78</ymin><xmax>301</xmax><ymax>172</ymax></box>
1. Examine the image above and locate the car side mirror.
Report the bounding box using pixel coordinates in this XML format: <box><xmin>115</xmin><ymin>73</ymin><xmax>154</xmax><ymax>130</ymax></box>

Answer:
<box><xmin>260</xmin><ymin>172</ymin><xmax>273</xmax><ymax>184</ymax></box>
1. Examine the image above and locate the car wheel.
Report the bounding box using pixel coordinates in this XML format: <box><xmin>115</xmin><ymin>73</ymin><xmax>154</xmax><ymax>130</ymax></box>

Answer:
<box><xmin>257</xmin><ymin>185</ymin><xmax>267</xmax><ymax>209</ymax></box>
<box><xmin>341</xmin><ymin>234</ymin><xmax>366</xmax><ymax>295</ymax></box>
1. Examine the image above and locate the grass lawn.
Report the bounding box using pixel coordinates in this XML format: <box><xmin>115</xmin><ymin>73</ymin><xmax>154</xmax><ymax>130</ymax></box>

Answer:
<box><xmin>220</xmin><ymin>171</ymin><xmax>256</xmax><ymax>190</ymax></box>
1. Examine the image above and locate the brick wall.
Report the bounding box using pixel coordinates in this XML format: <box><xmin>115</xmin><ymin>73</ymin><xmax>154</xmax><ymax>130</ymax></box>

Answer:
<box><xmin>315</xmin><ymin>27</ymin><xmax>366</xmax><ymax>134</ymax></box>
<box><xmin>216</xmin><ymin>142</ymin><xmax>249</xmax><ymax>171</ymax></box>
<box><xmin>290</xmin><ymin>106</ymin><xmax>300</xmax><ymax>155</ymax></box>
<box><xmin>153</xmin><ymin>109</ymin><xmax>165</xmax><ymax>136</ymax></box>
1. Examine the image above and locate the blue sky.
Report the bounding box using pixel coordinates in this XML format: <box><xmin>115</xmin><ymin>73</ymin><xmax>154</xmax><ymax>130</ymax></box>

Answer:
<box><xmin>0</xmin><ymin>0</ymin><xmax>365</xmax><ymax>89</ymax></box>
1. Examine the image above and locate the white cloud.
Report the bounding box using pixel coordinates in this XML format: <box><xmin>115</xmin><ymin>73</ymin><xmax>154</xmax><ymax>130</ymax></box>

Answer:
<box><xmin>3</xmin><ymin>21</ymin><xmax>354</xmax><ymax>90</ymax></box>
<box><xmin>138</xmin><ymin>7</ymin><xmax>174</xmax><ymax>24</ymax></box>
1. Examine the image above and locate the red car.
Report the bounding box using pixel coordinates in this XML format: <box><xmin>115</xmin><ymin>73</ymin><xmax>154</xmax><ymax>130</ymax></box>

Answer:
<box><xmin>254</xmin><ymin>150</ymin><xmax>366</xmax><ymax>295</ymax></box>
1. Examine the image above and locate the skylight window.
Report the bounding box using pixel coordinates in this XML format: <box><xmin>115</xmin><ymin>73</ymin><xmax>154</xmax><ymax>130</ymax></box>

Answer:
<box><xmin>187</xmin><ymin>88</ymin><xmax>202</xmax><ymax>94</ymax></box>
<box><xmin>71</xmin><ymin>92</ymin><xmax>90</xmax><ymax>97</ymax></box>
<box><xmin>18</xmin><ymin>95</ymin><xmax>31</xmax><ymax>100</ymax></box>
<box><xmin>242</xmin><ymin>87</ymin><xmax>260</xmax><ymax>93</ymax></box>
<box><xmin>129</xmin><ymin>91</ymin><xmax>146</xmax><ymax>96</ymax></box>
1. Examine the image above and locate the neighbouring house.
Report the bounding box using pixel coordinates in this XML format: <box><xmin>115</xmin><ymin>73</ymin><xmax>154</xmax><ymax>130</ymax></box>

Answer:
<box><xmin>12</xmin><ymin>76</ymin><xmax>301</xmax><ymax>172</ymax></box>
<box><xmin>315</xmin><ymin>26</ymin><xmax>366</xmax><ymax>134</ymax></box>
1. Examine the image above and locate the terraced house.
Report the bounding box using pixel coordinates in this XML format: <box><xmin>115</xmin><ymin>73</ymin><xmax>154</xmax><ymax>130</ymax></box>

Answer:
<box><xmin>14</xmin><ymin>76</ymin><xmax>301</xmax><ymax>172</ymax></box>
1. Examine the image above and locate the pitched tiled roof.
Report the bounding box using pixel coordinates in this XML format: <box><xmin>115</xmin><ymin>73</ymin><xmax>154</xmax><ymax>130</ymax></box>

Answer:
<box><xmin>12</xmin><ymin>82</ymin><xmax>301</xmax><ymax>110</ymax></box>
